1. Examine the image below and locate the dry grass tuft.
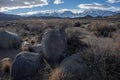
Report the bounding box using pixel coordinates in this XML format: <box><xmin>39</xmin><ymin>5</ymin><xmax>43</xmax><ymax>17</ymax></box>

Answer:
<box><xmin>112</xmin><ymin>31</ymin><xmax>120</xmax><ymax>55</ymax></box>
<box><xmin>0</xmin><ymin>58</ymin><xmax>12</xmax><ymax>75</ymax></box>
<box><xmin>80</xmin><ymin>36</ymin><xmax>120</xmax><ymax>80</ymax></box>
<box><xmin>0</xmin><ymin>58</ymin><xmax>12</xmax><ymax>80</ymax></box>
<box><xmin>66</xmin><ymin>28</ymin><xmax>88</xmax><ymax>55</ymax></box>
<box><xmin>49</xmin><ymin>67</ymin><xmax>70</xmax><ymax>80</ymax></box>
<box><xmin>89</xmin><ymin>21</ymin><xmax>118</xmax><ymax>37</ymax></box>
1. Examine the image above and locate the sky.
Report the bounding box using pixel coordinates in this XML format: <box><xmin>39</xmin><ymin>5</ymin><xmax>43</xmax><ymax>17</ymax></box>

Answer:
<box><xmin>0</xmin><ymin>0</ymin><xmax>120</xmax><ymax>15</ymax></box>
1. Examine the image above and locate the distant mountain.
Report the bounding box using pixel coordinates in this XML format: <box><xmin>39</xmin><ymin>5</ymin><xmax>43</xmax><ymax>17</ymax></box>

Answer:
<box><xmin>106</xmin><ymin>13</ymin><xmax>120</xmax><ymax>18</ymax></box>
<box><xmin>0</xmin><ymin>9</ymin><xmax>119</xmax><ymax>20</ymax></box>
<box><xmin>0</xmin><ymin>12</ymin><xmax>22</xmax><ymax>20</ymax></box>
<box><xmin>79</xmin><ymin>9</ymin><xmax>116</xmax><ymax>17</ymax></box>
<box><xmin>30</xmin><ymin>11</ymin><xmax>77</xmax><ymax>18</ymax></box>
<box><xmin>24</xmin><ymin>9</ymin><xmax>117</xmax><ymax>18</ymax></box>
<box><xmin>84</xmin><ymin>15</ymin><xmax>93</xmax><ymax>18</ymax></box>
<box><xmin>26</xmin><ymin>16</ymin><xmax>62</xmax><ymax>19</ymax></box>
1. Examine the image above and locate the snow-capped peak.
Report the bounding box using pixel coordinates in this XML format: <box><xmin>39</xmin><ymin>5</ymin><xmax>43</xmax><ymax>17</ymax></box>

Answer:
<box><xmin>19</xmin><ymin>9</ymin><xmax>118</xmax><ymax>18</ymax></box>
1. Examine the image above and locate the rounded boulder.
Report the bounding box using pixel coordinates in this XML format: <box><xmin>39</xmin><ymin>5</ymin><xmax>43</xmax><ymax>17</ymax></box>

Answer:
<box><xmin>11</xmin><ymin>51</ymin><xmax>43</xmax><ymax>80</ymax></box>
<box><xmin>0</xmin><ymin>30</ymin><xmax>21</xmax><ymax>49</ymax></box>
<box><xmin>41</xmin><ymin>28</ymin><xmax>67</xmax><ymax>65</ymax></box>
<box><xmin>49</xmin><ymin>53</ymin><xmax>103</xmax><ymax>80</ymax></box>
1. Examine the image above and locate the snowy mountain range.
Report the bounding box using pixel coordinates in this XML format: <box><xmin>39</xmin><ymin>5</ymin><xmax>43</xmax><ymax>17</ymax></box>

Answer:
<box><xmin>0</xmin><ymin>9</ymin><xmax>120</xmax><ymax>20</ymax></box>
<box><xmin>24</xmin><ymin>9</ymin><xmax>118</xmax><ymax>18</ymax></box>
<box><xmin>0</xmin><ymin>12</ymin><xmax>22</xmax><ymax>20</ymax></box>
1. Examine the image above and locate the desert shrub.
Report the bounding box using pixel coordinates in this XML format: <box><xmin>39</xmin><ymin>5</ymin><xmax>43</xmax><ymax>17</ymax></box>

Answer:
<box><xmin>67</xmin><ymin>35</ymin><xmax>88</xmax><ymax>55</ymax></box>
<box><xmin>112</xmin><ymin>30</ymin><xmax>120</xmax><ymax>55</ymax></box>
<box><xmin>23</xmin><ymin>26</ymin><xmax>30</xmax><ymax>31</ymax></box>
<box><xmin>74</xmin><ymin>22</ymin><xmax>81</xmax><ymax>27</ymax></box>
<box><xmin>0</xmin><ymin>58</ymin><xmax>12</xmax><ymax>80</ymax></box>
<box><xmin>95</xmin><ymin>26</ymin><xmax>116</xmax><ymax>37</ymax></box>
<box><xmin>49</xmin><ymin>68</ymin><xmax>70</xmax><ymax>80</ymax></box>
<box><xmin>80</xmin><ymin>36</ymin><xmax>120</xmax><ymax>80</ymax></box>
<box><xmin>89</xmin><ymin>22</ymin><xmax>118</xmax><ymax>37</ymax></box>
<box><xmin>30</xmin><ymin>36</ymin><xmax>41</xmax><ymax>45</ymax></box>
<box><xmin>29</xmin><ymin>27</ymin><xmax>42</xmax><ymax>35</ymax></box>
<box><xmin>21</xmin><ymin>40</ymin><xmax>32</xmax><ymax>51</ymax></box>
<box><xmin>20</xmin><ymin>31</ymin><xmax>29</xmax><ymax>38</ymax></box>
<box><xmin>67</xmin><ymin>28</ymin><xmax>88</xmax><ymax>55</ymax></box>
<box><xmin>82</xmin><ymin>51</ymin><xmax>120</xmax><ymax>80</ymax></box>
<box><xmin>0</xmin><ymin>58</ymin><xmax>12</xmax><ymax>75</ymax></box>
<box><xmin>104</xmin><ymin>54</ymin><xmax>120</xmax><ymax>80</ymax></box>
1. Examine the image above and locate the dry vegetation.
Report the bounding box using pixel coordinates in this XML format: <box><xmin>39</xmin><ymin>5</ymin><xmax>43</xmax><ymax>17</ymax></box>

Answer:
<box><xmin>49</xmin><ymin>68</ymin><xmax>70</xmax><ymax>80</ymax></box>
<box><xmin>0</xmin><ymin>18</ymin><xmax>120</xmax><ymax>80</ymax></box>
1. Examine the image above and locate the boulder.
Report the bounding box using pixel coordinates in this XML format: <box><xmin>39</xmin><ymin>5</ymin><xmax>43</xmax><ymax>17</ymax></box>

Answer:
<box><xmin>11</xmin><ymin>51</ymin><xmax>43</xmax><ymax>80</ymax></box>
<box><xmin>41</xmin><ymin>27</ymin><xmax>67</xmax><ymax>65</ymax></box>
<box><xmin>32</xmin><ymin>44</ymin><xmax>43</xmax><ymax>53</ymax></box>
<box><xmin>49</xmin><ymin>54</ymin><xmax>103</xmax><ymax>80</ymax></box>
<box><xmin>0</xmin><ymin>30</ymin><xmax>21</xmax><ymax>49</ymax></box>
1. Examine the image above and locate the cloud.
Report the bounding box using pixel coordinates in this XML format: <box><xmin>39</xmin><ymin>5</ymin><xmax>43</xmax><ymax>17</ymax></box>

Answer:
<box><xmin>0</xmin><ymin>0</ymin><xmax>48</xmax><ymax>12</ymax></box>
<box><xmin>78</xmin><ymin>2</ymin><xmax>120</xmax><ymax>11</ymax></box>
<box><xmin>54</xmin><ymin>0</ymin><xmax>64</xmax><ymax>4</ymax></box>
<box><xmin>107</xmin><ymin>0</ymin><xmax>120</xmax><ymax>3</ymax></box>
<box><xmin>78</xmin><ymin>3</ymin><xmax>110</xmax><ymax>10</ymax></box>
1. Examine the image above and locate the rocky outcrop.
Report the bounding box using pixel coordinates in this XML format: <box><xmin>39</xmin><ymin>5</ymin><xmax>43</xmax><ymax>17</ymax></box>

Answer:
<box><xmin>41</xmin><ymin>27</ymin><xmax>67</xmax><ymax>65</ymax></box>
<box><xmin>32</xmin><ymin>44</ymin><xmax>43</xmax><ymax>53</ymax></box>
<box><xmin>11</xmin><ymin>52</ymin><xmax>43</xmax><ymax>80</ymax></box>
<box><xmin>0</xmin><ymin>30</ymin><xmax>21</xmax><ymax>49</ymax></box>
<box><xmin>49</xmin><ymin>54</ymin><xmax>103</xmax><ymax>80</ymax></box>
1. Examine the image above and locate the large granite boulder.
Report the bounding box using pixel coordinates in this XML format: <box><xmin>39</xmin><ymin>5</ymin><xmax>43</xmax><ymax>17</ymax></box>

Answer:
<box><xmin>49</xmin><ymin>53</ymin><xmax>103</xmax><ymax>80</ymax></box>
<box><xmin>41</xmin><ymin>27</ymin><xmax>67</xmax><ymax>65</ymax></box>
<box><xmin>32</xmin><ymin>44</ymin><xmax>43</xmax><ymax>53</ymax></box>
<box><xmin>0</xmin><ymin>30</ymin><xmax>21</xmax><ymax>49</ymax></box>
<box><xmin>11</xmin><ymin>51</ymin><xmax>43</xmax><ymax>80</ymax></box>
